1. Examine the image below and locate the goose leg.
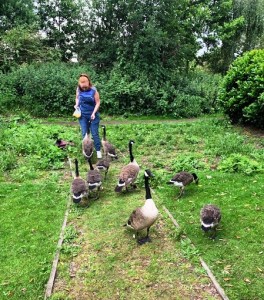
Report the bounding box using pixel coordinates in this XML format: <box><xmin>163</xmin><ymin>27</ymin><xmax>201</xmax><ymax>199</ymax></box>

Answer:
<box><xmin>177</xmin><ymin>187</ymin><xmax>184</xmax><ymax>199</ymax></box>
<box><xmin>137</xmin><ymin>227</ymin><xmax>152</xmax><ymax>245</ymax></box>
<box><xmin>210</xmin><ymin>228</ymin><xmax>217</xmax><ymax>240</ymax></box>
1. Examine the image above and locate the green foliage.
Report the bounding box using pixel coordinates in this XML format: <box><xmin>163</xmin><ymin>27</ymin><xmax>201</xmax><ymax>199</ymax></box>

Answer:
<box><xmin>199</xmin><ymin>0</ymin><xmax>264</xmax><ymax>74</ymax></box>
<box><xmin>0</xmin><ymin>0</ymin><xmax>37</xmax><ymax>33</ymax></box>
<box><xmin>0</xmin><ymin>26</ymin><xmax>61</xmax><ymax>73</ymax></box>
<box><xmin>79</xmin><ymin>0</ymin><xmax>202</xmax><ymax>75</ymax></box>
<box><xmin>37</xmin><ymin>0</ymin><xmax>83</xmax><ymax>62</ymax></box>
<box><xmin>170</xmin><ymin>154</ymin><xmax>207</xmax><ymax>172</ymax></box>
<box><xmin>1</xmin><ymin>62</ymin><xmax>97</xmax><ymax>116</ymax></box>
<box><xmin>218</xmin><ymin>49</ymin><xmax>264</xmax><ymax>128</ymax></box>
<box><xmin>218</xmin><ymin>153</ymin><xmax>262</xmax><ymax>175</ymax></box>
<box><xmin>61</xmin><ymin>225</ymin><xmax>80</xmax><ymax>256</ymax></box>
<box><xmin>0</xmin><ymin>62</ymin><xmax>221</xmax><ymax>117</ymax></box>
<box><xmin>205</xmin><ymin>131</ymin><xmax>255</xmax><ymax>156</ymax></box>
<box><xmin>0</xmin><ymin>118</ymin><xmax>79</xmax><ymax>172</ymax></box>
<box><xmin>0</xmin><ymin>72</ymin><xmax>16</xmax><ymax>113</ymax></box>
<box><xmin>180</xmin><ymin>238</ymin><xmax>200</xmax><ymax>260</ymax></box>
<box><xmin>100</xmin><ymin>66</ymin><xmax>221</xmax><ymax>116</ymax></box>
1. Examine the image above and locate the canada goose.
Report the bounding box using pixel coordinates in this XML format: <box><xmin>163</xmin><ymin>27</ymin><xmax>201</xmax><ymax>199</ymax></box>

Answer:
<box><xmin>71</xmin><ymin>159</ymin><xmax>88</xmax><ymax>203</ymax></box>
<box><xmin>167</xmin><ymin>171</ymin><xmax>199</xmax><ymax>198</ymax></box>
<box><xmin>55</xmin><ymin>138</ymin><xmax>75</xmax><ymax>149</ymax></box>
<box><xmin>82</xmin><ymin>121</ymin><xmax>94</xmax><ymax>160</ymax></box>
<box><xmin>115</xmin><ymin>140</ymin><xmax>140</xmax><ymax>193</ymax></box>
<box><xmin>96</xmin><ymin>156</ymin><xmax>110</xmax><ymax>179</ymax></box>
<box><xmin>87</xmin><ymin>158</ymin><xmax>102</xmax><ymax>199</ymax></box>
<box><xmin>124</xmin><ymin>169</ymin><xmax>159</xmax><ymax>245</ymax></box>
<box><xmin>101</xmin><ymin>125</ymin><xmax>118</xmax><ymax>160</ymax></box>
<box><xmin>200</xmin><ymin>204</ymin><xmax>221</xmax><ymax>239</ymax></box>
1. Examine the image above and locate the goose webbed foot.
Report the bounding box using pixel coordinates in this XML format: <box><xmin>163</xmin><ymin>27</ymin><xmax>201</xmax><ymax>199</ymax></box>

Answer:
<box><xmin>137</xmin><ymin>236</ymin><xmax>152</xmax><ymax>245</ymax></box>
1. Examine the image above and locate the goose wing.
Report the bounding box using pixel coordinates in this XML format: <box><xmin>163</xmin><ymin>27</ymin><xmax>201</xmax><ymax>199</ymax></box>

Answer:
<box><xmin>71</xmin><ymin>178</ymin><xmax>87</xmax><ymax>202</ymax></box>
<box><xmin>87</xmin><ymin>170</ymin><xmax>102</xmax><ymax>183</ymax></box>
<box><xmin>127</xmin><ymin>208</ymin><xmax>146</xmax><ymax>230</ymax></box>
<box><xmin>201</xmin><ymin>204</ymin><xmax>221</xmax><ymax>225</ymax></box>
<box><xmin>82</xmin><ymin>136</ymin><xmax>94</xmax><ymax>158</ymax></box>
<box><xmin>103</xmin><ymin>140</ymin><xmax>116</xmax><ymax>155</ymax></box>
<box><xmin>71</xmin><ymin>178</ymin><xmax>87</xmax><ymax>194</ymax></box>
<box><xmin>171</xmin><ymin>172</ymin><xmax>193</xmax><ymax>185</ymax></box>
<box><xmin>119</xmin><ymin>164</ymin><xmax>140</xmax><ymax>184</ymax></box>
<box><xmin>96</xmin><ymin>158</ymin><xmax>110</xmax><ymax>170</ymax></box>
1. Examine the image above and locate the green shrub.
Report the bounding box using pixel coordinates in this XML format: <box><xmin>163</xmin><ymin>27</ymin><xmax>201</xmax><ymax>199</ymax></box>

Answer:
<box><xmin>218</xmin><ymin>153</ymin><xmax>263</xmax><ymax>175</ymax></box>
<box><xmin>0</xmin><ymin>72</ymin><xmax>17</xmax><ymax>113</ymax></box>
<box><xmin>171</xmin><ymin>154</ymin><xmax>208</xmax><ymax>171</ymax></box>
<box><xmin>2</xmin><ymin>62</ymin><xmax>97</xmax><ymax>117</ymax></box>
<box><xmin>0</xmin><ymin>62</ymin><xmax>221</xmax><ymax>117</ymax></box>
<box><xmin>100</xmin><ymin>66</ymin><xmax>221</xmax><ymax>116</ymax></box>
<box><xmin>218</xmin><ymin>49</ymin><xmax>264</xmax><ymax>128</ymax></box>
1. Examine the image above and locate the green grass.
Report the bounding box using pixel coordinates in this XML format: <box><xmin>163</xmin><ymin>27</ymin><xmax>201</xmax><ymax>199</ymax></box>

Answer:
<box><xmin>0</xmin><ymin>173</ymin><xmax>68</xmax><ymax>299</ymax></box>
<box><xmin>1</xmin><ymin>115</ymin><xmax>264</xmax><ymax>299</ymax></box>
<box><xmin>52</xmin><ymin>166</ymin><xmax>218</xmax><ymax>300</ymax></box>
<box><xmin>157</xmin><ymin>172</ymin><xmax>264</xmax><ymax>300</ymax></box>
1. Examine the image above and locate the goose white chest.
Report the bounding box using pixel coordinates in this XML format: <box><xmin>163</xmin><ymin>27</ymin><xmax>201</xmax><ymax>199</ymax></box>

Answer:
<box><xmin>141</xmin><ymin>199</ymin><xmax>159</xmax><ymax>219</ymax></box>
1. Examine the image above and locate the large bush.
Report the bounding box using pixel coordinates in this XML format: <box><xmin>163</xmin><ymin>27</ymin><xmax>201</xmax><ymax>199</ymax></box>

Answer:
<box><xmin>99</xmin><ymin>66</ymin><xmax>222</xmax><ymax>117</ymax></box>
<box><xmin>0</xmin><ymin>62</ymin><xmax>97</xmax><ymax>117</ymax></box>
<box><xmin>218</xmin><ymin>49</ymin><xmax>264</xmax><ymax>128</ymax></box>
<box><xmin>0</xmin><ymin>62</ymin><xmax>221</xmax><ymax>117</ymax></box>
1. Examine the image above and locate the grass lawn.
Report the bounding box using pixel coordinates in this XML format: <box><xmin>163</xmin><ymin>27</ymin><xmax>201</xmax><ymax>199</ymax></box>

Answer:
<box><xmin>0</xmin><ymin>172</ymin><xmax>69</xmax><ymax>299</ymax></box>
<box><xmin>1</xmin><ymin>115</ymin><xmax>264</xmax><ymax>299</ymax></box>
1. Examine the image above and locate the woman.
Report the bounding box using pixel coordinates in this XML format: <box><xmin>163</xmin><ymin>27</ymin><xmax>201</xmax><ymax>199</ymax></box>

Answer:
<box><xmin>74</xmin><ymin>73</ymin><xmax>102</xmax><ymax>158</ymax></box>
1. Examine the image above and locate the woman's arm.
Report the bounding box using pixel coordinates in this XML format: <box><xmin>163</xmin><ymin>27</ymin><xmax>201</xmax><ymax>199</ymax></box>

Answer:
<box><xmin>74</xmin><ymin>87</ymin><xmax>79</xmax><ymax>109</ymax></box>
<box><xmin>91</xmin><ymin>90</ymin><xmax>100</xmax><ymax>120</ymax></box>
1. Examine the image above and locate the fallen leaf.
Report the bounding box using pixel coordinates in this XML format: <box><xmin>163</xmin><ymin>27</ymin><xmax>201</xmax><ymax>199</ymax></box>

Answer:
<box><xmin>244</xmin><ymin>278</ymin><xmax>251</xmax><ymax>283</ymax></box>
<box><xmin>224</xmin><ymin>265</ymin><xmax>232</xmax><ymax>270</ymax></box>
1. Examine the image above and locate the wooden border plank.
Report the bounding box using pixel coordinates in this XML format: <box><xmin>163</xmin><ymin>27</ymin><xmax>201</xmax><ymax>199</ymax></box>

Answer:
<box><xmin>44</xmin><ymin>157</ymin><xmax>74</xmax><ymax>299</ymax></box>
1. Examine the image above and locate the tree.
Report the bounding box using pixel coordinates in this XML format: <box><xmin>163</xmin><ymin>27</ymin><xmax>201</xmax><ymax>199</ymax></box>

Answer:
<box><xmin>198</xmin><ymin>0</ymin><xmax>264</xmax><ymax>74</ymax></box>
<box><xmin>0</xmin><ymin>0</ymin><xmax>37</xmax><ymax>33</ymax></box>
<box><xmin>238</xmin><ymin>0</ymin><xmax>264</xmax><ymax>52</ymax></box>
<box><xmin>77</xmin><ymin>0</ymin><xmax>203</xmax><ymax>78</ymax></box>
<box><xmin>36</xmin><ymin>0</ymin><xmax>83</xmax><ymax>61</ymax></box>
<box><xmin>0</xmin><ymin>26</ymin><xmax>61</xmax><ymax>72</ymax></box>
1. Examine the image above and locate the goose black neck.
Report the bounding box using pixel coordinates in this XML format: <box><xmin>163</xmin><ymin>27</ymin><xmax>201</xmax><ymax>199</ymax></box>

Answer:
<box><xmin>145</xmin><ymin>175</ymin><xmax>151</xmax><ymax>199</ymax></box>
<box><xmin>75</xmin><ymin>159</ymin><xmax>79</xmax><ymax>177</ymax></box>
<box><xmin>87</xmin><ymin>121</ymin><xmax>91</xmax><ymax>134</ymax></box>
<box><xmin>103</xmin><ymin>126</ymin><xmax>106</xmax><ymax>141</ymax></box>
<box><xmin>88</xmin><ymin>159</ymin><xmax>94</xmax><ymax>170</ymax></box>
<box><xmin>129</xmin><ymin>142</ymin><xmax>134</xmax><ymax>162</ymax></box>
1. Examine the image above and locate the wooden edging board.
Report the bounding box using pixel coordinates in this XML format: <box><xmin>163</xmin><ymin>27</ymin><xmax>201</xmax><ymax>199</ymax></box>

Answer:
<box><xmin>44</xmin><ymin>157</ymin><xmax>74</xmax><ymax>299</ymax></box>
